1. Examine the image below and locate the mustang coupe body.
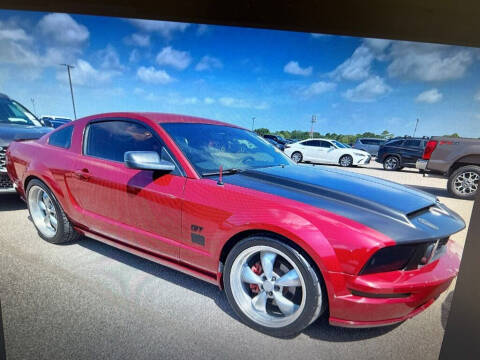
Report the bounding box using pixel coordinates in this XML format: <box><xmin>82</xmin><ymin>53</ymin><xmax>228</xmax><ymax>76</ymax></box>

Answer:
<box><xmin>6</xmin><ymin>113</ymin><xmax>464</xmax><ymax>336</ymax></box>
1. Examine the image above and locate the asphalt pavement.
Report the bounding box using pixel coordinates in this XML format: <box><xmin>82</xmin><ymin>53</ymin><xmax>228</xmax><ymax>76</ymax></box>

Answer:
<box><xmin>0</xmin><ymin>162</ymin><xmax>474</xmax><ymax>360</ymax></box>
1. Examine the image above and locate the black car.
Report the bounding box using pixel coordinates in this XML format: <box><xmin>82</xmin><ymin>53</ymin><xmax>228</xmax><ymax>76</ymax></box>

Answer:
<box><xmin>376</xmin><ymin>137</ymin><xmax>428</xmax><ymax>171</ymax></box>
<box><xmin>265</xmin><ymin>137</ymin><xmax>286</xmax><ymax>151</ymax></box>
<box><xmin>0</xmin><ymin>93</ymin><xmax>52</xmax><ymax>192</ymax></box>
<box><xmin>263</xmin><ymin>134</ymin><xmax>287</xmax><ymax>145</ymax></box>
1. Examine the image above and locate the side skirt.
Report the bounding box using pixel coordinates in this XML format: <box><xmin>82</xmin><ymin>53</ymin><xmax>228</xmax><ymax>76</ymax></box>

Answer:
<box><xmin>74</xmin><ymin>227</ymin><xmax>220</xmax><ymax>287</ymax></box>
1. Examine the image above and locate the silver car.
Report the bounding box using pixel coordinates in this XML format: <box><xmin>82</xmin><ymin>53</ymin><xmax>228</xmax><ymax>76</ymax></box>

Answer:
<box><xmin>352</xmin><ymin>138</ymin><xmax>386</xmax><ymax>156</ymax></box>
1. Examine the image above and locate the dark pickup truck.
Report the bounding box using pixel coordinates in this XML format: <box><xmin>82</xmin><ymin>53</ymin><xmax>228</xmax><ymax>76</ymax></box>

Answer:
<box><xmin>416</xmin><ymin>136</ymin><xmax>480</xmax><ymax>200</ymax></box>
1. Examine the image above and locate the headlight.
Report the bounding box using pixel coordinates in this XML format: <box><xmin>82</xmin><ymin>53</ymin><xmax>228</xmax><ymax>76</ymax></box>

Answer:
<box><xmin>359</xmin><ymin>239</ymin><xmax>448</xmax><ymax>275</ymax></box>
<box><xmin>353</xmin><ymin>152</ymin><xmax>366</xmax><ymax>157</ymax></box>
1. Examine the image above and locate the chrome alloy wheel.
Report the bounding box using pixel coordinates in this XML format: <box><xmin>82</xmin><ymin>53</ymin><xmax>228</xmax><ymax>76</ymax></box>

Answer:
<box><xmin>384</xmin><ymin>156</ymin><xmax>398</xmax><ymax>170</ymax></box>
<box><xmin>229</xmin><ymin>246</ymin><xmax>307</xmax><ymax>328</ymax></box>
<box><xmin>340</xmin><ymin>155</ymin><xmax>353</xmax><ymax>167</ymax></box>
<box><xmin>291</xmin><ymin>152</ymin><xmax>302</xmax><ymax>163</ymax></box>
<box><xmin>28</xmin><ymin>185</ymin><xmax>58</xmax><ymax>238</ymax></box>
<box><xmin>453</xmin><ymin>171</ymin><xmax>479</xmax><ymax>195</ymax></box>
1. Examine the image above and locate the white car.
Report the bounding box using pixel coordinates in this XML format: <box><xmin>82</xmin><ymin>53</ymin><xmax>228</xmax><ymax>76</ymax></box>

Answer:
<box><xmin>284</xmin><ymin>138</ymin><xmax>371</xmax><ymax>167</ymax></box>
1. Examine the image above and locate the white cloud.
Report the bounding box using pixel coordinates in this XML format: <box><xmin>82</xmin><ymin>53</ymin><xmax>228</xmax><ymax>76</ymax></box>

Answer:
<box><xmin>137</xmin><ymin>66</ymin><xmax>174</xmax><ymax>84</ymax></box>
<box><xmin>303</xmin><ymin>81</ymin><xmax>337</xmax><ymax>96</ymax></box>
<box><xmin>0</xmin><ymin>22</ymin><xmax>31</xmax><ymax>42</ymax></box>
<box><xmin>331</xmin><ymin>44</ymin><xmax>373</xmax><ymax>81</ymax></box>
<box><xmin>195</xmin><ymin>56</ymin><xmax>222</xmax><ymax>71</ymax></box>
<box><xmin>156</xmin><ymin>46</ymin><xmax>191</xmax><ymax>70</ymax></box>
<box><xmin>56</xmin><ymin>59</ymin><xmax>118</xmax><ymax>86</ymax></box>
<box><xmin>387</xmin><ymin>42</ymin><xmax>473</xmax><ymax>82</ymax></box>
<box><xmin>197</xmin><ymin>24</ymin><xmax>209</xmax><ymax>36</ymax></box>
<box><xmin>311</xmin><ymin>33</ymin><xmax>326</xmax><ymax>38</ymax></box>
<box><xmin>416</xmin><ymin>88</ymin><xmax>443</xmax><ymax>103</ymax></box>
<box><xmin>129</xmin><ymin>49</ymin><xmax>140</xmax><ymax>63</ymax></box>
<box><xmin>474</xmin><ymin>90</ymin><xmax>480</xmax><ymax>102</ymax></box>
<box><xmin>218</xmin><ymin>97</ymin><xmax>268</xmax><ymax>110</ymax></box>
<box><xmin>38</xmin><ymin>13</ymin><xmax>89</xmax><ymax>45</ymax></box>
<box><xmin>97</xmin><ymin>45</ymin><xmax>125</xmax><ymax>71</ymax></box>
<box><xmin>124</xmin><ymin>33</ymin><xmax>150</xmax><ymax>47</ymax></box>
<box><xmin>344</xmin><ymin>76</ymin><xmax>391</xmax><ymax>102</ymax></box>
<box><xmin>204</xmin><ymin>97</ymin><xmax>215</xmax><ymax>104</ymax></box>
<box><xmin>284</xmin><ymin>61</ymin><xmax>312</xmax><ymax>76</ymax></box>
<box><xmin>363</xmin><ymin>38</ymin><xmax>392</xmax><ymax>54</ymax></box>
<box><xmin>128</xmin><ymin>19</ymin><xmax>189</xmax><ymax>38</ymax></box>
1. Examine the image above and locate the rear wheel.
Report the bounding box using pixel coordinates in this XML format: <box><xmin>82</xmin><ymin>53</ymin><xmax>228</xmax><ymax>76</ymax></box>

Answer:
<box><xmin>27</xmin><ymin>179</ymin><xmax>81</xmax><ymax>244</ymax></box>
<box><xmin>339</xmin><ymin>155</ymin><xmax>353</xmax><ymax>167</ymax></box>
<box><xmin>224</xmin><ymin>236</ymin><xmax>324</xmax><ymax>337</ymax></box>
<box><xmin>291</xmin><ymin>151</ymin><xmax>303</xmax><ymax>163</ymax></box>
<box><xmin>383</xmin><ymin>155</ymin><xmax>401</xmax><ymax>171</ymax></box>
<box><xmin>448</xmin><ymin>165</ymin><xmax>479</xmax><ymax>200</ymax></box>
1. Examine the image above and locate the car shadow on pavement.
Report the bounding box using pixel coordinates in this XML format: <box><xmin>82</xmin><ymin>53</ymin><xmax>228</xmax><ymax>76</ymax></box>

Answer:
<box><xmin>441</xmin><ymin>291</ymin><xmax>454</xmax><ymax>329</ymax></box>
<box><xmin>0</xmin><ymin>193</ymin><xmax>26</xmax><ymax>211</ymax></box>
<box><xmin>303</xmin><ymin>315</ymin><xmax>401</xmax><ymax>342</ymax></box>
<box><xmin>407</xmin><ymin>185</ymin><xmax>460</xmax><ymax>200</ymax></box>
<box><xmin>78</xmin><ymin>237</ymin><xmax>399</xmax><ymax>341</ymax></box>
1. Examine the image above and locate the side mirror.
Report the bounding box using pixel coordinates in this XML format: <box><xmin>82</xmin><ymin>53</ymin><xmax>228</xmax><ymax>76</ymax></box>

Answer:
<box><xmin>124</xmin><ymin>151</ymin><xmax>175</xmax><ymax>172</ymax></box>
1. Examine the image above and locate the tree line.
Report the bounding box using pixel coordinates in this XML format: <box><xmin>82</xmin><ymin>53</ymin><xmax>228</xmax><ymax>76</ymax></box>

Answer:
<box><xmin>254</xmin><ymin>128</ymin><xmax>463</xmax><ymax>144</ymax></box>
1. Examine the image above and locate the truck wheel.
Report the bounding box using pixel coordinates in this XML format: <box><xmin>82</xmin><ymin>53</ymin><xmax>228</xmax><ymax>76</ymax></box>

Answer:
<box><xmin>224</xmin><ymin>236</ymin><xmax>325</xmax><ymax>337</ymax></box>
<box><xmin>448</xmin><ymin>165</ymin><xmax>479</xmax><ymax>200</ymax></box>
<box><xmin>26</xmin><ymin>179</ymin><xmax>82</xmax><ymax>244</ymax></box>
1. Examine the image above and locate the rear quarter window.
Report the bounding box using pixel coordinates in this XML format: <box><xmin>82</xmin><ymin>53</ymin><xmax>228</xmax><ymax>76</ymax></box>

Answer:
<box><xmin>48</xmin><ymin>126</ymin><xmax>73</xmax><ymax>149</ymax></box>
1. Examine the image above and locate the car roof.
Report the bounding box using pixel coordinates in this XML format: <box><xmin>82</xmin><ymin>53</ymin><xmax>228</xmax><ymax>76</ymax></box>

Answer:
<box><xmin>301</xmin><ymin>138</ymin><xmax>333</xmax><ymax>142</ymax></box>
<box><xmin>359</xmin><ymin>137</ymin><xmax>386</xmax><ymax>140</ymax></box>
<box><xmin>79</xmin><ymin>112</ymin><xmax>245</xmax><ymax>129</ymax></box>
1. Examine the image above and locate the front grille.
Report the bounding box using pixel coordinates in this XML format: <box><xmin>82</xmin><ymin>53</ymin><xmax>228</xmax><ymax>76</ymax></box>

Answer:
<box><xmin>0</xmin><ymin>146</ymin><xmax>6</xmax><ymax>171</ymax></box>
<box><xmin>0</xmin><ymin>172</ymin><xmax>13</xmax><ymax>189</ymax></box>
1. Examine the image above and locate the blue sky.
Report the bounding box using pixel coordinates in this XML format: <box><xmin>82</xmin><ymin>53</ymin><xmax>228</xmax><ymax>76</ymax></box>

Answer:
<box><xmin>1</xmin><ymin>9</ymin><xmax>479</xmax><ymax>137</ymax></box>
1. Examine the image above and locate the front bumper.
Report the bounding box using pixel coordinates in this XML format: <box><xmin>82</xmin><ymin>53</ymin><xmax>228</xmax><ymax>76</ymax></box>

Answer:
<box><xmin>327</xmin><ymin>241</ymin><xmax>461</xmax><ymax>328</ymax></box>
<box><xmin>416</xmin><ymin>159</ymin><xmax>428</xmax><ymax>170</ymax></box>
<box><xmin>356</xmin><ymin>155</ymin><xmax>371</xmax><ymax>165</ymax></box>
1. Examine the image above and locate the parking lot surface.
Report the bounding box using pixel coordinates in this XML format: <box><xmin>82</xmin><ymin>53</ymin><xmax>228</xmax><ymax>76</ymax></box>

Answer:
<box><xmin>0</xmin><ymin>162</ymin><xmax>474</xmax><ymax>360</ymax></box>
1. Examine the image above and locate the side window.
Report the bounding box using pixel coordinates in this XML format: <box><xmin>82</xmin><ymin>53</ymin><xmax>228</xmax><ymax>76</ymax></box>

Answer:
<box><xmin>319</xmin><ymin>141</ymin><xmax>332</xmax><ymax>148</ymax></box>
<box><xmin>85</xmin><ymin>120</ymin><xmax>163</xmax><ymax>163</ymax></box>
<box><xmin>48</xmin><ymin>126</ymin><xmax>73</xmax><ymax>149</ymax></box>
<box><xmin>387</xmin><ymin>140</ymin><xmax>403</xmax><ymax>147</ymax></box>
<box><xmin>301</xmin><ymin>140</ymin><xmax>317</xmax><ymax>147</ymax></box>
<box><xmin>404</xmin><ymin>140</ymin><xmax>421</xmax><ymax>147</ymax></box>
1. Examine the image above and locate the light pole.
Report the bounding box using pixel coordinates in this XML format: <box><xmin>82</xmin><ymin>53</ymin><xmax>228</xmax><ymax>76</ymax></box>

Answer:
<box><xmin>60</xmin><ymin>64</ymin><xmax>77</xmax><ymax>119</ymax></box>
<box><xmin>413</xmin><ymin>118</ymin><xmax>419</xmax><ymax>137</ymax></box>
<box><xmin>252</xmin><ymin>117</ymin><xmax>256</xmax><ymax>131</ymax></box>
<box><xmin>30</xmin><ymin>98</ymin><xmax>37</xmax><ymax>116</ymax></box>
<box><xmin>310</xmin><ymin>115</ymin><xmax>317</xmax><ymax>138</ymax></box>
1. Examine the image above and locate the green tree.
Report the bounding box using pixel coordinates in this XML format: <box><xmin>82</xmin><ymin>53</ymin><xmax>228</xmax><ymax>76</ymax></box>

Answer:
<box><xmin>254</xmin><ymin>128</ymin><xmax>270</xmax><ymax>136</ymax></box>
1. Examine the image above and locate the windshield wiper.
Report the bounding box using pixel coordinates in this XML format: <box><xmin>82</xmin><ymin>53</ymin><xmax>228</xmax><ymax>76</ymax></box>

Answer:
<box><xmin>202</xmin><ymin>168</ymin><xmax>244</xmax><ymax>177</ymax></box>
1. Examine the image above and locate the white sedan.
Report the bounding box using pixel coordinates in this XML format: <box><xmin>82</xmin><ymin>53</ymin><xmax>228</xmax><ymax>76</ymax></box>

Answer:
<box><xmin>284</xmin><ymin>138</ymin><xmax>371</xmax><ymax>167</ymax></box>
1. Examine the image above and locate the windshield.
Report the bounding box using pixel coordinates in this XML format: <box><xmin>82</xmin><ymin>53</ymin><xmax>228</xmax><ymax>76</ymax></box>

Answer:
<box><xmin>161</xmin><ymin>123</ymin><xmax>292</xmax><ymax>175</ymax></box>
<box><xmin>0</xmin><ymin>98</ymin><xmax>42</xmax><ymax>126</ymax></box>
<box><xmin>332</xmin><ymin>140</ymin><xmax>348</xmax><ymax>148</ymax></box>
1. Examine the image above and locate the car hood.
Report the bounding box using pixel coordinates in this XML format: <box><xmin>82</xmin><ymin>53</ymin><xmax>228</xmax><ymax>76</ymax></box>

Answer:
<box><xmin>224</xmin><ymin>165</ymin><xmax>465</xmax><ymax>243</ymax></box>
<box><xmin>0</xmin><ymin>123</ymin><xmax>52</xmax><ymax>146</ymax></box>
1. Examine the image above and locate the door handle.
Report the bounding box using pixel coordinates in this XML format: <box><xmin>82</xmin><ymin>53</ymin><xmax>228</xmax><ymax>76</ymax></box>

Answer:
<box><xmin>74</xmin><ymin>169</ymin><xmax>91</xmax><ymax>180</ymax></box>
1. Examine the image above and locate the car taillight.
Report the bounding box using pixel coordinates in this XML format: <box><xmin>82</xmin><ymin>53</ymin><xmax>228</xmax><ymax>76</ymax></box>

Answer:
<box><xmin>422</xmin><ymin>140</ymin><xmax>438</xmax><ymax>160</ymax></box>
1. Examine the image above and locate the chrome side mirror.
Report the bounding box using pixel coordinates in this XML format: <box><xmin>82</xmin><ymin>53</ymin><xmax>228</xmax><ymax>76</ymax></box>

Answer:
<box><xmin>124</xmin><ymin>151</ymin><xmax>175</xmax><ymax>172</ymax></box>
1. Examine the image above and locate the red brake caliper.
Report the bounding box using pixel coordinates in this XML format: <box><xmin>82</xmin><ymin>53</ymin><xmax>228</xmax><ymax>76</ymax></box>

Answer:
<box><xmin>250</xmin><ymin>262</ymin><xmax>263</xmax><ymax>294</ymax></box>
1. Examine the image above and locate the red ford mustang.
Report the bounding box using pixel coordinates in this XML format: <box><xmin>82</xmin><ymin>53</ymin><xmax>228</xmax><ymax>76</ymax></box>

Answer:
<box><xmin>6</xmin><ymin>113</ymin><xmax>464</xmax><ymax>336</ymax></box>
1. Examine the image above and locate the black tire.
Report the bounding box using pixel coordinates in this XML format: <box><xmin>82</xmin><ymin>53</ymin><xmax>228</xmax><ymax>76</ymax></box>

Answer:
<box><xmin>26</xmin><ymin>179</ymin><xmax>81</xmax><ymax>244</ymax></box>
<box><xmin>447</xmin><ymin>165</ymin><xmax>480</xmax><ymax>200</ymax></box>
<box><xmin>383</xmin><ymin>155</ymin><xmax>401</xmax><ymax>171</ymax></box>
<box><xmin>224</xmin><ymin>236</ymin><xmax>325</xmax><ymax>337</ymax></box>
<box><xmin>291</xmin><ymin>151</ymin><xmax>303</xmax><ymax>163</ymax></box>
<box><xmin>339</xmin><ymin>155</ymin><xmax>353</xmax><ymax>167</ymax></box>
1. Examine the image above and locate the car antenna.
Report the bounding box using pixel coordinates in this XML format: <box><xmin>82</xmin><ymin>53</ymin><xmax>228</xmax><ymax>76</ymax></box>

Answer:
<box><xmin>217</xmin><ymin>165</ymin><xmax>224</xmax><ymax>186</ymax></box>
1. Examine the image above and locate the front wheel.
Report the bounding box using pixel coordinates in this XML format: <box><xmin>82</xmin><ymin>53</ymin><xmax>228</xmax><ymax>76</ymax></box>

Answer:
<box><xmin>224</xmin><ymin>236</ymin><xmax>324</xmax><ymax>337</ymax></box>
<box><xmin>339</xmin><ymin>155</ymin><xmax>353</xmax><ymax>167</ymax></box>
<box><xmin>448</xmin><ymin>165</ymin><xmax>479</xmax><ymax>200</ymax></box>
